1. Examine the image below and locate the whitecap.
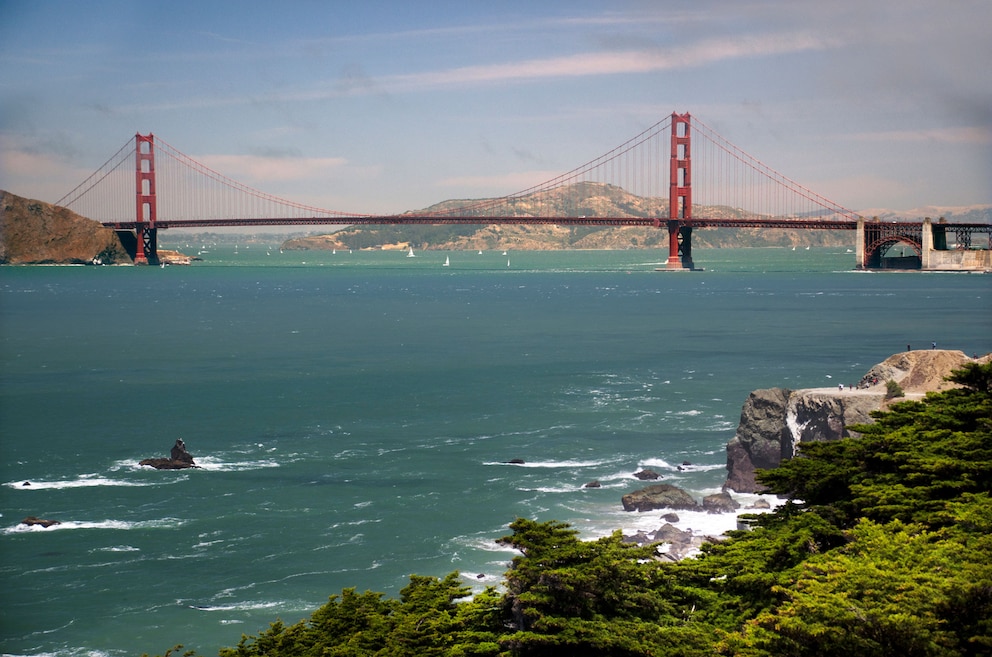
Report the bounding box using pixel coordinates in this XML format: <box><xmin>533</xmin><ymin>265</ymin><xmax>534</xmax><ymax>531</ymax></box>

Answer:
<box><xmin>517</xmin><ymin>485</ymin><xmax>578</xmax><ymax>494</ymax></box>
<box><xmin>3</xmin><ymin>518</ymin><xmax>186</xmax><ymax>535</ymax></box>
<box><xmin>486</xmin><ymin>459</ymin><xmax>605</xmax><ymax>468</ymax></box>
<box><xmin>189</xmin><ymin>600</ymin><xmax>284</xmax><ymax>612</ymax></box>
<box><xmin>94</xmin><ymin>545</ymin><xmax>141</xmax><ymax>553</ymax></box>
<box><xmin>193</xmin><ymin>456</ymin><xmax>280</xmax><ymax>471</ymax></box>
<box><xmin>6</xmin><ymin>475</ymin><xmax>161</xmax><ymax>490</ymax></box>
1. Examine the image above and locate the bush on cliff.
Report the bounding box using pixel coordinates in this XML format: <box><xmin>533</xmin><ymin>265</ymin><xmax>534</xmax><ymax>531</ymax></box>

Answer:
<box><xmin>156</xmin><ymin>362</ymin><xmax>992</xmax><ymax>657</ymax></box>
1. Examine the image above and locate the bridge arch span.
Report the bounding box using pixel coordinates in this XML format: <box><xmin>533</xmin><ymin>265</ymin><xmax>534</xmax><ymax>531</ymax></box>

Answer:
<box><xmin>865</xmin><ymin>236</ymin><xmax>923</xmax><ymax>269</ymax></box>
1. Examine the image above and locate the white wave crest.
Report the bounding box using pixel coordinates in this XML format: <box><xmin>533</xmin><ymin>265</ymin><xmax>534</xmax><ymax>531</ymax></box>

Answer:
<box><xmin>5</xmin><ymin>476</ymin><xmax>161</xmax><ymax>490</ymax></box>
<box><xmin>486</xmin><ymin>459</ymin><xmax>605</xmax><ymax>468</ymax></box>
<box><xmin>192</xmin><ymin>456</ymin><xmax>280</xmax><ymax>471</ymax></box>
<box><xmin>3</xmin><ymin>518</ymin><xmax>186</xmax><ymax>535</ymax></box>
<box><xmin>189</xmin><ymin>600</ymin><xmax>284</xmax><ymax>612</ymax></box>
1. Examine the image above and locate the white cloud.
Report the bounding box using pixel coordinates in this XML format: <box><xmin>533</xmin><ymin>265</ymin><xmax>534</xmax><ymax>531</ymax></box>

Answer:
<box><xmin>196</xmin><ymin>154</ymin><xmax>349</xmax><ymax>183</ymax></box>
<box><xmin>384</xmin><ymin>31</ymin><xmax>842</xmax><ymax>92</ymax></box>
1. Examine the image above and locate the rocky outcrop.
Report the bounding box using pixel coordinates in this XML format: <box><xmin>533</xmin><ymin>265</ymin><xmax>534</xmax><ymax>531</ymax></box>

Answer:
<box><xmin>702</xmin><ymin>491</ymin><xmax>741</xmax><ymax>514</ymax></box>
<box><xmin>20</xmin><ymin>516</ymin><xmax>61</xmax><ymax>528</ymax></box>
<box><xmin>1</xmin><ymin>190</ymin><xmax>131</xmax><ymax>264</ymax></box>
<box><xmin>622</xmin><ymin>522</ymin><xmax>724</xmax><ymax>560</ymax></box>
<box><xmin>621</xmin><ymin>483</ymin><xmax>699</xmax><ymax>512</ymax></box>
<box><xmin>139</xmin><ymin>439</ymin><xmax>199</xmax><ymax>470</ymax></box>
<box><xmin>723</xmin><ymin>350</ymin><xmax>986</xmax><ymax>493</ymax></box>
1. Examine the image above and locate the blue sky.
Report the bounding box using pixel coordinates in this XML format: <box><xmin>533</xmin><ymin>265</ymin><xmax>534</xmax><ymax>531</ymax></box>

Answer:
<box><xmin>2</xmin><ymin>0</ymin><xmax>990</xmax><ymax>215</ymax></box>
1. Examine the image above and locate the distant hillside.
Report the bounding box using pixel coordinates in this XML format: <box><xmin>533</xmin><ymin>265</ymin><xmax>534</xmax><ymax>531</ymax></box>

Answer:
<box><xmin>858</xmin><ymin>204</ymin><xmax>992</xmax><ymax>223</ymax></box>
<box><xmin>0</xmin><ymin>190</ymin><xmax>131</xmax><ymax>264</ymax></box>
<box><xmin>283</xmin><ymin>182</ymin><xmax>855</xmax><ymax>251</ymax></box>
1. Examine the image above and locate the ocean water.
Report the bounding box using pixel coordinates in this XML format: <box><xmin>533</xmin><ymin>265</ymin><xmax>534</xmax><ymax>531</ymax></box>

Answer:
<box><xmin>1</xmin><ymin>247</ymin><xmax>989</xmax><ymax>657</ymax></box>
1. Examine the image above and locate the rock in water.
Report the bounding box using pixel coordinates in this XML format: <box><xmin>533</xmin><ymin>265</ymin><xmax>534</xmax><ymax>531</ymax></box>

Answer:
<box><xmin>702</xmin><ymin>491</ymin><xmax>741</xmax><ymax>514</ymax></box>
<box><xmin>170</xmin><ymin>438</ymin><xmax>195</xmax><ymax>464</ymax></box>
<box><xmin>621</xmin><ymin>483</ymin><xmax>699</xmax><ymax>512</ymax></box>
<box><xmin>21</xmin><ymin>516</ymin><xmax>60</xmax><ymax>527</ymax></box>
<box><xmin>139</xmin><ymin>438</ymin><xmax>199</xmax><ymax>469</ymax></box>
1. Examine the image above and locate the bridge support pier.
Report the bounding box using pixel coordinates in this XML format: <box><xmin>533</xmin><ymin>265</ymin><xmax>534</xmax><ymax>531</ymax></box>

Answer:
<box><xmin>921</xmin><ymin>218</ymin><xmax>933</xmax><ymax>270</ymax></box>
<box><xmin>856</xmin><ymin>219</ymin><xmax>866</xmax><ymax>269</ymax></box>
<box><xmin>665</xmin><ymin>221</ymin><xmax>694</xmax><ymax>270</ymax></box>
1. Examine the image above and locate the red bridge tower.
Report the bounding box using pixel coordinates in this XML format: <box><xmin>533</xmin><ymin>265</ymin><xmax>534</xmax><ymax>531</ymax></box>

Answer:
<box><xmin>666</xmin><ymin>112</ymin><xmax>694</xmax><ymax>270</ymax></box>
<box><xmin>134</xmin><ymin>133</ymin><xmax>158</xmax><ymax>265</ymax></box>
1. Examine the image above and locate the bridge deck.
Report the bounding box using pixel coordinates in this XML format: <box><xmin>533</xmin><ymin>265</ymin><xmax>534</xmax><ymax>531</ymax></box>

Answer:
<box><xmin>103</xmin><ymin>216</ymin><xmax>992</xmax><ymax>232</ymax></box>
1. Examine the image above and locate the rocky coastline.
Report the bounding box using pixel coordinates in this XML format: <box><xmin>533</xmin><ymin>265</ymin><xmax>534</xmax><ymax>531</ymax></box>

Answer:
<box><xmin>612</xmin><ymin>349</ymin><xmax>988</xmax><ymax>559</ymax></box>
<box><xmin>722</xmin><ymin>349</ymin><xmax>989</xmax><ymax>493</ymax></box>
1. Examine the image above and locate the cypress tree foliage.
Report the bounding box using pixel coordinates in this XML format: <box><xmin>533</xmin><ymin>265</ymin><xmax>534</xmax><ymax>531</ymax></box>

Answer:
<box><xmin>153</xmin><ymin>363</ymin><xmax>992</xmax><ymax>657</ymax></box>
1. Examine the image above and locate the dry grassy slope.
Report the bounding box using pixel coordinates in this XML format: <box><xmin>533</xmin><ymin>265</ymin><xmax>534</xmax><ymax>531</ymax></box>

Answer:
<box><xmin>863</xmin><ymin>349</ymin><xmax>990</xmax><ymax>394</ymax></box>
<box><xmin>0</xmin><ymin>190</ymin><xmax>131</xmax><ymax>264</ymax></box>
<box><xmin>289</xmin><ymin>182</ymin><xmax>854</xmax><ymax>251</ymax></box>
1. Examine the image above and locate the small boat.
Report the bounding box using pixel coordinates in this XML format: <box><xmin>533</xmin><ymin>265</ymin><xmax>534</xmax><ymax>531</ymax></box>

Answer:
<box><xmin>507</xmin><ymin>259</ymin><xmax>510</xmax><ymax>267</ymax></box>
<box><xmin>502</xmin><ymin>250</ymin><xmax>508</xmax><ymax>256</ymax></box>
<box><xmin>407</xmin><ymin>247</ymin><xmax>415</xmax><ymax>257</ymax></box>
<box><xmin>443</xmin><ymin>256</ymin><xmax>450</xmax><ymax>267</ymax></box>
<box><xmin>478</xmin><ymin>250</ymin><xmax>483</xmax><ymax>255</ymax></box>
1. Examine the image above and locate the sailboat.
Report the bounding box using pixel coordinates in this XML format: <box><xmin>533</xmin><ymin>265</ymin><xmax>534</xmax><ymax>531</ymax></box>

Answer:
<box><xmin>407</xmin><ymin>247</ymin><xmax>415</xmax><ymax>257</ymax></box>
<box><xmin>443</xmin><ymin>256</ymin><xmax>450</xmax><ymax>267</ymax></box>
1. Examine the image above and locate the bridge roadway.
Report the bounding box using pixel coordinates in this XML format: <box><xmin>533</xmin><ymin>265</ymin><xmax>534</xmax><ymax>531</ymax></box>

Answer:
<box><xmin>104</xmin><ymin>216</ymin><xmax>865</xmax><ymax>230</ymax></box>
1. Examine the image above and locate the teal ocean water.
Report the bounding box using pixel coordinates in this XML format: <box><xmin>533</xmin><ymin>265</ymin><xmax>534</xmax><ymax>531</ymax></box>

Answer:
<box><xmin>1</xmin><ymin>247</ymin><xmax>990</xmax><ymax>657</ymax></box>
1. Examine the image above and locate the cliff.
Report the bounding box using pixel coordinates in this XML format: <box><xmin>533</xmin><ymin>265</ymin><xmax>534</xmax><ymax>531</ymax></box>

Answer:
<box><xmin>0</xmin><ymin>190</ymin><xmax>131</xmax><ymax>264</ymax></box>
<box><xmin>723</xmin><ymin>349</ymin><xmax>988</xmax><ymax>492</ymax></box>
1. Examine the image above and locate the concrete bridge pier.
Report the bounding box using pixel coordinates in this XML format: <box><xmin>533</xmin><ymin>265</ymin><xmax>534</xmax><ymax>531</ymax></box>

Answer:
<box><xmin>665</xmin><ymin>221</ymin><xmax>695</xmax><ymax>270</ymax></box>
<box><xmin>921</xmin><ymin>217</ymin><xmax>933</xmax><ymax>270</ymax></box>
<box><xmin>855</xmin><ymin>218</ymin><xmax>866</xmax><ymax>269</ymax></box>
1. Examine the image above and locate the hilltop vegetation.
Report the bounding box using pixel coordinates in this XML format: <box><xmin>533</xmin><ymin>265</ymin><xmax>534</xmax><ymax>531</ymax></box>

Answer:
<box><xmin>282</xmin><ymin>182</ymin><xmax>854</xmax><ymax>252</ymax></box>
<box><xmin>157</xmin><ymin>361</ymin><xmax>992</xmax><ymax>657</ymax></box>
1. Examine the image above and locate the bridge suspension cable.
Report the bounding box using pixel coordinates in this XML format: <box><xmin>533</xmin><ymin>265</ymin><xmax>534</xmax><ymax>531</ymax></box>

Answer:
<box><xmin>56</xmin><ymin>137</ymin><xmax>134</xmax><ymax>219</ymax></box>
<box><xmin>690</xmin><ymin>117</ymin><xmax>859</xmax><ymax>222</ymax></box>
<box><xmin>151</xmin><ymin>136</ymin><xmax>367</xmax><ymax>223</ymax></box>
<box><xmin>57</xmin><ymin>134</ymin><xmax>368</xmax><ymax>224</ymax></box>
<box><xmin>424</xmin><ymin>114</ymin><xmax>675</xmax><ymax>219</ymax></box>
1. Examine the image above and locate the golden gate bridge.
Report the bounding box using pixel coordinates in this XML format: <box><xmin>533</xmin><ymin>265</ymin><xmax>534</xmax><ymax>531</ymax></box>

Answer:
<box><xmin>56</xmin><ymin>112</ymin><xmax>990</xmax><ymax>269</ymax></box>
